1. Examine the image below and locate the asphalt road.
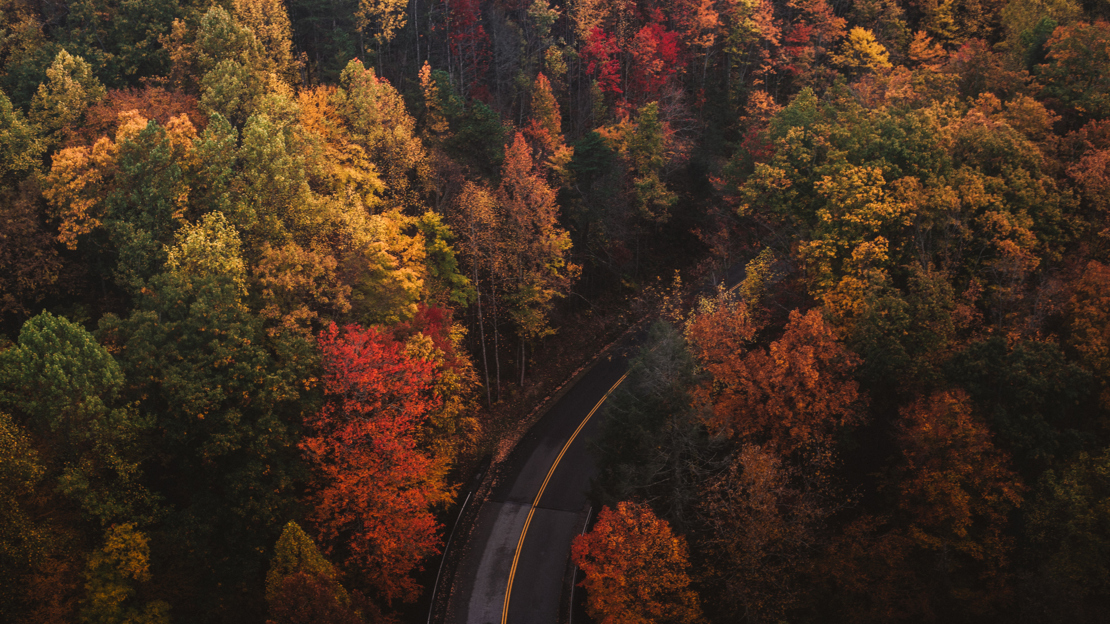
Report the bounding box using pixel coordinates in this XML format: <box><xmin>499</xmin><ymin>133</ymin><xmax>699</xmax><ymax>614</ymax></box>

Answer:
<box><xmin>445</xmin><ymin>337</ymin><xmax>638</xmax><ymax>624</ymax></box>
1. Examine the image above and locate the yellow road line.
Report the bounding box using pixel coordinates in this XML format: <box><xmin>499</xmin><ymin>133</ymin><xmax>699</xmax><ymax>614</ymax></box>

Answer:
<box><xmin>501</xmin><ymin>370</ymin><xmax>630</xmax><ymax>624</ymax></box>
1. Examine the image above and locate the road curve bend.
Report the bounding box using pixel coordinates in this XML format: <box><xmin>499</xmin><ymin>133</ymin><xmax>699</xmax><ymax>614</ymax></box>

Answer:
<box><xmin>443</xmin><ymin>338</ymin><xmax>637</xmax><ymax>624</ymax></box>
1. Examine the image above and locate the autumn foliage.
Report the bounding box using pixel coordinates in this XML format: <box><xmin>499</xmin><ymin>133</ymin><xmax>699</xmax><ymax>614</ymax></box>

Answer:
<box><xmin>699</xmin><ymin>444</ymin><xmax>838</xmax><ymax>621</ymax></box>
<box><xmin>571</xmin><ymin>501</ymin><xmax>702</xmax><ymax>624</ymax></box>
<box><xmin>892</xmin><ymin>390</ymin><xmax>1024</xmax><ymax>607</ymax></box>
<box><xmin>6</xmin><ymin>0</ymin><xmax>1110</xmax><ymax>621</ymax></box>
<box><xmin>302</xmin><ymin>323</ymin><xmax>449</xmax><ymax>603</ymax></box>
<box><xmin>687</xmin><ymin>302</ymin><xmax>864</xmax><ymax>454</ymax></box>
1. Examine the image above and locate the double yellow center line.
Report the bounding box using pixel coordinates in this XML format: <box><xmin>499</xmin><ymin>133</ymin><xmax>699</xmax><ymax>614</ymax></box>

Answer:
<box><xmin>500</xmin><ymin>370</ymin><xmax>631</xmax><ymax>624</ymax></box>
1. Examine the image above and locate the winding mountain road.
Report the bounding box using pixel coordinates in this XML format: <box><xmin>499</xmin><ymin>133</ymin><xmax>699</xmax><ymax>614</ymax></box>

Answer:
<box><xmin>443</xmin><ymin>335</ymin><xmax>639</xmax><ymax>624</ymax></box>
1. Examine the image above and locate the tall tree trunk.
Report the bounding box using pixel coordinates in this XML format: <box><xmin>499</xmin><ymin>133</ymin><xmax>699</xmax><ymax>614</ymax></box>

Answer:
<box><xmin>520</xmin><ymin>341</ymin><xmax>525</xmax><ymax>387</ymax></box>
<box><xmin>445</xmin><ymin>9</ymin><xmax>453</xmax><ymax>87</ymax></box>
<box><xmin>702</xmin><ymin>49</ymin><xmax>710</xmax><ymax>91</ymax></box>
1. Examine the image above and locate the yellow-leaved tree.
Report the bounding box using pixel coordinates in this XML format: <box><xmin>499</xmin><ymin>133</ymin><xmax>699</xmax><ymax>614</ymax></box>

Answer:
<box><xmin>231</xmin><ymin>0</ymin><xmax>302</xmax><ymax>86</ymax></box>
<box><xmin>357</xmin><ymin>0</ymin><xmax>409</xmax><ymax>48</ymax></box>
<box><xmin>80</xmin><ymin>524</ymin><xmax>169</xmax><ymax>624</ymax></box>
<box><xmin>29</xmin><ymin>49</ymin><xmax>105</xmax><ymax>146</ymax></box>
<box><xmin>832</xmin><ymin>27</ymin><xmax>894</xmax><ymax>75</ymax></box>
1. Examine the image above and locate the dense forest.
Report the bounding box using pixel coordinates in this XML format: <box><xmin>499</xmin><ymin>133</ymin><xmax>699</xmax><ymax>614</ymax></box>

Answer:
<box><xmin>2</xmin><ymin>0</ymin><xmax>1110</xmax><ymax>622</ymax></box>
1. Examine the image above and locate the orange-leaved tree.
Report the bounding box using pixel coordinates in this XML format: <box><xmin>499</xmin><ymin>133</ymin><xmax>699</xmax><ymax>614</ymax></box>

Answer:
<box><xmin>571</xmin><ymin>501</ymin><xmax>703</xmax><ymax>624</ymax></box>
<box><xmin>890</xmin><ymin>389</ymin><xmax>1025</xmax><ymax>615</ymax></box>
<box><xmin>302</xmin><ymin>323</ymin><xmax>450</xmax><ymax>603</ymax></box>
<box><xmin>687</xmin><ymin>302</ymin><xmax>864</xmax><ymax>454</ymax></box>
<box><xmin>496</xmin><ymin>131</ymin><xmax>577</xmax><ymax>382</ymax></box>
<box><xmin>525</xmin><ymin>73</ymin><xmax>572</xmax><ymax>180</ymax></box>
<box><xmin>1068</xmin><ymin>260</ymin><xmax>1110</xmax><ymax>409</ymax></box>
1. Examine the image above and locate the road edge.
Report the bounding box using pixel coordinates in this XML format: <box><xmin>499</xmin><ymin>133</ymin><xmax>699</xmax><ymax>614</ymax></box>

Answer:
<box><xmin>430</xmin><ymin>316</ymin><xmax>650</xmax><ymax>624</ymax></box>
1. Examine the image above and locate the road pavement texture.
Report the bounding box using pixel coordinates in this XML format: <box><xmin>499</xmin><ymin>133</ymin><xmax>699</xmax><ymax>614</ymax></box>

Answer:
<box><xmin>445</xmin><ymin>336</ymin><xmax>639</xmax><ymax>624</ymax></box>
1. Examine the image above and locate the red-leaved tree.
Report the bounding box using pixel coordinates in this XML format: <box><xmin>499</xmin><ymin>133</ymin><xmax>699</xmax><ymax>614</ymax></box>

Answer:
<box><xmin>302</xmin><ymin>323</ymin><xmax>450</xmax><ymax>603</ymax></box>
<box><xmin>448</xmin><ymin>0</ymin><xmax>490</xmax><ymax>98</ymax></box>
<box><xmin>628</xmin><ymin>18</ymin><xmax>683</xmax><ymax>103</ymax></box>
<box><xmin>582</xmin><ymin>27</ymin><xmax>623</xmax><ymax>96</ymax></box>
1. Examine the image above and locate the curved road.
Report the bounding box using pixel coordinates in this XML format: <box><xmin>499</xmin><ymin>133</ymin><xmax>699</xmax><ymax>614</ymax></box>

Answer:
<box><xmin>444</xmin><ymin>336</ymin><xmax>638</xmax><ymax>624</ymax></box>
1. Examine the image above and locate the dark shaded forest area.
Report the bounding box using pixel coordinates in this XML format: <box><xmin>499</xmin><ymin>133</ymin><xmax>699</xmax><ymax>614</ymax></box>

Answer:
<box><xmin>2</xmin><ymin>0</ymin><xmax>1110</xmax><ymax>622</ymax></box>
